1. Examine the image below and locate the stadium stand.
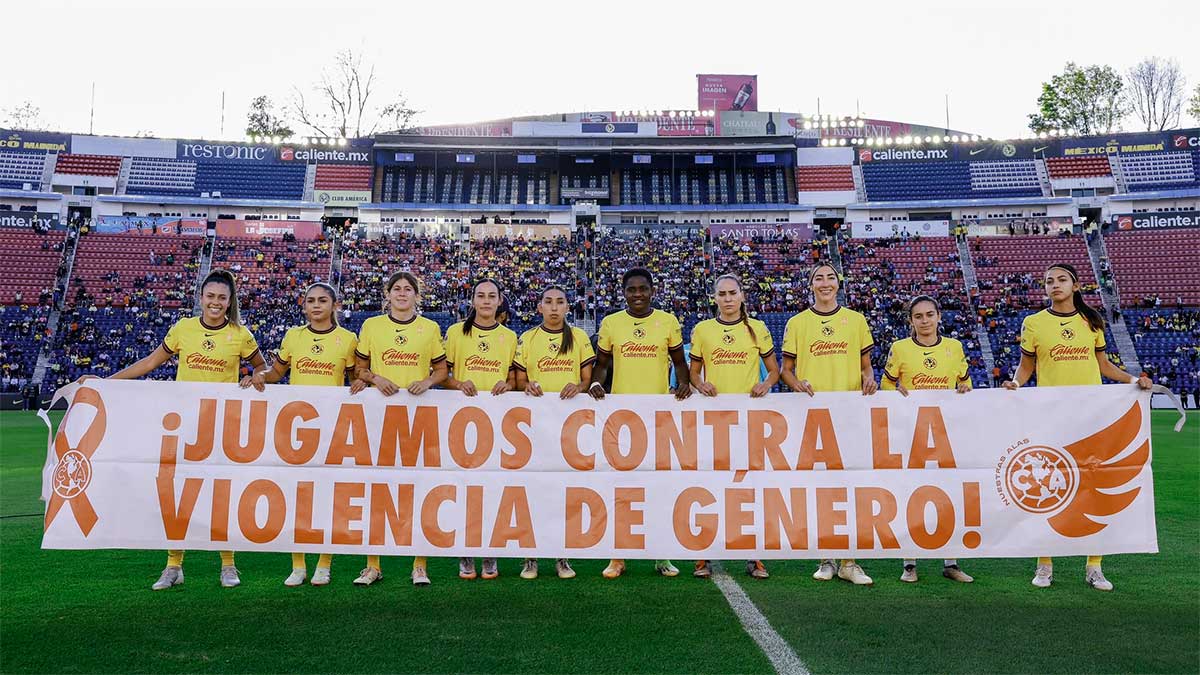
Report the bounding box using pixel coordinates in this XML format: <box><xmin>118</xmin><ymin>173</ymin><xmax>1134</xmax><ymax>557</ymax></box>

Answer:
<box><xmin>1104</xmin><ymin>228</ymin><xmax>1200</xmax><ymax>306</ymax></box>
<box><xmin>0</xmin><ymin>150</ymin><xmax>46</xmax><ymax>189</ymax></box>
<box><xmin>54</xmin><ymin>153</ymin><xmax>121</xmax><ymax>177</ymax></box>
<box><xmin>67</xmin><ymin>233</ymin><xmax>201</xmax><ymax>309</ymax></box>
<box><xmin>124</xmin><ymin>157</ymin><xmax>198</xmax><ymax>196</ymax></box>
<box><xmin>1</xmin><ymin>305</ymin><xmax>50</xmax><ymax>392</ymax></box>
<box><xmin>796</xmin><ymin>165</ymin><xmax>854</xmax><ymax>191</ymax></box>
<box><xmin>1120</xmin><ymin>150</ymin><xmax>1200</xmax><ymax>192</ymax></box>
<box><xmin>1124</xmin><ymin>309</ymin><xmax>1200</xmax><ymax>392</ymax></box>
<box><xmin>314</xmin><ymin>164</ymin><xmax>372</xmax><ymax>191</ymax></box>
<box><xmin>194</xmin><ymin>163</ymin><xmax>306</xmax><ymax>200</ymax></box>
<box><xmin>1045</xmin><ymin>156</ymin><xmax>1112</xmax><ymax>179</ymax></box>
<box><xmin>861</xmin><ymin>161</ymin><xmax>1043</xmax><ymax>201</ymax></box>
<box><xmin>0</xmin><ymin>229</ymin><xmax>65</xmax><ymax>305</ymax></box>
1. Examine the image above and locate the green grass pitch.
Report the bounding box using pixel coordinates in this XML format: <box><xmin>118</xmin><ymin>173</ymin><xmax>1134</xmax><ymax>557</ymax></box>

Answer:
<box><xmin>1</xmin><ymin>410</ymin><xmax>1196</xmax><ymax>673</ymax></box>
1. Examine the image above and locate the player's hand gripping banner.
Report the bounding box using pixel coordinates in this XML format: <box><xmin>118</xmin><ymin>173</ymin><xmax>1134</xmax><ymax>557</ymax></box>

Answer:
<box><xmin>41</xmin><ymin>380</ymin><xmax>1159</xmax><ymax>558</ymax></box>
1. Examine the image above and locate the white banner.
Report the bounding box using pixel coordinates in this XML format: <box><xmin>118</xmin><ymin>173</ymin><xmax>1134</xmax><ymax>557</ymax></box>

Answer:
<box><xmin>41</xmin><ymin>381</ymin><xmax>1158</xmax><ymax>559</ymax></box>
<box><xmin>850</xmin><ymin>220</ymin><xmax>951</xmax><ymax>239</ymax></box>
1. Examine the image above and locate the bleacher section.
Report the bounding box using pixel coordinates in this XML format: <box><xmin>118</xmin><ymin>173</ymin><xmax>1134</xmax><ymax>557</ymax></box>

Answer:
<box><xmin>1104</xmin><ymin>229</ymin><xmax>1200</xmax><ymax>306</ymax></box>
<box><xmin>861</xmin><ymin>161</ymin><xmax>1043</xmax><ymax>201</ymax></box>
<box><xmin>795</xmin><ymin>165</ymin><xmax>854</xmax><ymax>191</ymax></box>
<box><xmin>194</xmin><ymin>163</ymin><xmax>305</xmax><ymax>200</ymax></box>
<box><xmin>54</xmin><ymin>153</ymin><xmax>121</xmax><ymax>177</ymax></box>
<box><xmin>1046</xmin><ymin>156</ymin><xmax>1111</xmax><ymax>179</ymax></box>
<box><xmin>0</xmin><ymin>150</ymin><xmax>46</xmax><ymax>190</ymax></box>
<box><xmin>125</xmin><ymin>157</ymin><xmax>197</xmax><ymax>196</ymax></box>
<box><xmin>339</xmin><ymin>234</ymin><xmax>462</xmax><ymax>313</ymax></box>
<box><xmin>968</xmin><ymin>160</ymin><xmax>1041</xmax><ymax>193</ymax></box>
<box><xmin>0</xmin><ymin>229</ymin><xmax>64</xmax><ymax>305</ymax></box>
<box><xmin>1120</xmin><ymin>151</ymin><xmax>1200</xmax><ymax>192</ymax></box>
<box><xmin>970</xmin><ymin>235</ymin><xmax>1100</xmax><ymax>307</ymax></box>
<box><xmin>1</xmin><ymin>305</ymin><xmax>50</xmax><ymax>392</ymax></box>
<box><xmin>43</xmin><ymin>306</ymin><xmax>191</xmax><ymax>389</ymax></box>
<box><xmin>68</xmin><ymin>233</ymin><xmax>202</xmax><ymax>308</ymax></box>
<box><xmin>378</xmin><ymin>167</ymin><xmax>550</xmax><ymax>204</ymax></box>
<box><xmin>314</xmin><ymin>164</ymin><xmax>372</xmax><ymax>191</ymax></box>
<box><xmin>1124</xmin><ymin>309</ymin><xmax>1199</xmax><ymax>392</ymax></box>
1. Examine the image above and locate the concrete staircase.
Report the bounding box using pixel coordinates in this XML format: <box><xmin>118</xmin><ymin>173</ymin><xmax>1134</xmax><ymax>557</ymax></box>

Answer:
<box><xmin>191</xmin><ymin>235</ymin><xmax>216</xmax><ymax>315</ymax></box>
<box><xmin>1086</xmin><ymin>231</ymin><xmax>1140</xmax><ymax>372</ymax></box>
<box><xmin>955</xmin><ymin>237</ymin><xmax>997</xmax><ymax>379</ymax></box>
<box><xmin>1035</xmin><ymin>158</ymin><xmax>1054</xmax><ymax>197</ymax></box>
<box><xmin>851</xmin><ymin>165</ymin><xmax>867</xmax><ymax>202</ymax></box>
<box><xmin>1108</xmin><ymin>155</ymin><xmax>1128</xmax><ymax>193</ymax></box>
<box><xmin>32</xmin><ymin>226</ymin><xmax>82</xmax><ymax>387</ymax></box>
<box><xmin>828</xmin><ymin>230</ymin><xmax>848</xmax><ymax>305</ymax></box>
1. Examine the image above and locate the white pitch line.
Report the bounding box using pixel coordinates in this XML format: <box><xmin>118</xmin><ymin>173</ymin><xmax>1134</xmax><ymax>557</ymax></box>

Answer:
<box><xmin>710</xmin><ymin>562</ymin><xmax>810</xmax><ymax>675</ymax></box>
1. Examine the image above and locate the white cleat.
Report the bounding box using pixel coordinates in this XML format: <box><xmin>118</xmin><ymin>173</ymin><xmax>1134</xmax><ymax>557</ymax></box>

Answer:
<box><xmin>220</xmin><ymin>565</ymin><xmax>241</xmax><ymax>588</ymax></box>
<box><xmin>152</xmin><ymin>566</ymin><xmax>183</xmax><ymax>591</ymax></box>
<box><xmin>353</xmin><ymin>567</ymin><xmax>382</xmax><ymax>586</ymax></box>
<box><xmin>1086</xmin><ymin>567</ymin><xmax>1113</xmax><ymax>591</ymax></box>
<box><xmin>1032</xmin><ymin>563</ymin><xmax>1053</xmax><ymax>588</ymax></box>
<box><xmin>900</xmin><ymin>564</ymin><xmax>918</xmax><ymax>583</ymax></box>
<box><xmin>813</xmin><ymin>560</ymin><xmax>837</xmax><ymax>581</ymax></box>
<box><xmin>838</xmin><ymin>562</ymin><xmax>873</xmax><ymax>586</ymax></box>
<box><xmin>520</xmin><ymin>558</ymin><xmax>538</xmax><ymax>580</ymax></box>
<box><xmin>655</xmin><ymin>560</ymin><xmax>680</xmax><ymax>577</ymax></box>
<box><xmin>284</xmin><ymin>568</ymin><xmax>307</xmax><ymax>587</ymax></box>
<box><xmin>943</xmin><ymin>565</ymin><xmax>974</xmax><ymax>583</ymax></box>
<box><xmin>310</xmin><ymin>567</ymin><xmax>331</xmax><ymax>586</ymax></box>
<box><xmin>412</xmin><ymin>565</ymin><xmax>430</xmax><ymax>586</ymax></box>
<box><xmin>555</xmin><ymin>559</ymin><xmax>576</xmax><ymax>579</ymax></box>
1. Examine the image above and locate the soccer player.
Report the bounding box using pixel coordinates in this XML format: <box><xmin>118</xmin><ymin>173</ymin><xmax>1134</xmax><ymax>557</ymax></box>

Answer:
<box><xmin>352</xmin><ymin>271</ymin><xmax>449</xmax><ymax>587</ymax></box>
<box><xmin>689</xmin><ymin>274</ymin><xmax>779</xmax><ymax>580</ymax></box>
<box><xmin>444</xmin><ymin>279</ymin><xmax>518</xmax><ymax>581</ymax></box>
<box><xmin>1002</xmin><ymin>263</ymin><xmax>1152</xmax><ymax>591</ymax></box>
<box><xmin>513</xmin><ymin>285</ymin><xmax>596</xmax><ymax>580</ymax></box>
<box><xmin>240</xmin><ymin>282</ymin><xmax>361</xmax><ymax>587</ymax></box>
<box><xmin>780</xmin><ymin>262</ymin><xmax>877</xmax><ymax>586</ymax></box>
<box><xmin>77</xmin><ymin>269</ymin><xmax>265</xmax><ymax>591</ymax></box>
<box><xmin>880</xmin><ymin>295</ymin><xmax>974</xmax><ymax>584</ymax></box>
<box><xmin>589</xmin><ymin>267</ymin><xmax>692</xmax><ymax>579</ymax></box>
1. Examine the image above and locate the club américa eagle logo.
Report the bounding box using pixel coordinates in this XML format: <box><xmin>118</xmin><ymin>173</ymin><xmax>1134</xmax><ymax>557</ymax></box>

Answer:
<box><xmin>547</xmin><ymin>340</ymin><xmax>560</xmax><ymax>353</ymax></box>
<box><xmin>310</xmin><ymin>342</ymin><xmax>324</xmax><ymax>355</ymax></box>
<box><xmin>923</xmin><ymin>356</ymin><xmax>938</xmax><ymax>370</ymax></box>
<box><xmin>632</xmin><ymin>327</ymin><xmax>646</xmax><ymax>340</ymax></box>
<box><xmin>821</xmin><ymin>325</ymin><xmax>835</xmax><ymax>337</ymax></box>
<box><xmin>394</xmin><ymin>332</ymin><xmax>408</xmax><ymax>346</ymax></box>
<box><xmin>722</xmin><ymin>333</ymin><xmax>735</xmax><ymax>345</ymax></box>
<box><xmin>1061</xmin><ymin>327</ymin><xmax>1076</xmax><ymax>341</ymax></box>
<box><xmin>201</xmin><ymin>338</ymin><xmax>216</xmax><ymax>352</ymax></box>
<box><xmin>997</xmin><ymin>402</ymin><xmax>1148</xmax><ymax>537</ymax></box>
<box><xmin>477</xmin><ymin>340</ymin><xmax>490</xmax><ymax>353</ymax></box>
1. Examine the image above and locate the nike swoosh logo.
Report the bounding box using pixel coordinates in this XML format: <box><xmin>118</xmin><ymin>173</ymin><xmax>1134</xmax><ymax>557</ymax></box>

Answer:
<box><xmin>821</xmin><ymin>320</ymin><xmax>831</xmax><ymax>324</ymax></box>
<box><xmin>1034</xmin><ymin>146</ymin><xmax>1048</xmax><ymax>153</ymax></box>
<box><xmin>314</xmin><ymin>338</ymin><xmax>325</xmax><ymax>342</ymax></box>
<box><xmin>633</xmin><ymin>322</ymin><xmax>645</xmax><ymax>326</ymax></box>
<box><xmin>1060</xmin><ymin>322</ymin><xmax>1070</xmax><ymax>326</ymax></box>
<box><xmin>204</xmin><ymin>333</ymin><xmax>215</xmax><ymax>337</ymax></box>
<box><xmin>923</xmin><ymin>352</ymin><xmax>933</xmax><ymax>356</ymax></box>
<box><xmin>969</xmin><ymin>148</ymin><xmax>985</xmax><ymax>156</ymax></box>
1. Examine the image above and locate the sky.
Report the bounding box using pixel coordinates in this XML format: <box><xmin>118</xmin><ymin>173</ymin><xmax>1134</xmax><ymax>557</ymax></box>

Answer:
<box><xmin>3</xmin><ymin>0</ymin><xmax>1198</xmax><ymax>141</ymax></box>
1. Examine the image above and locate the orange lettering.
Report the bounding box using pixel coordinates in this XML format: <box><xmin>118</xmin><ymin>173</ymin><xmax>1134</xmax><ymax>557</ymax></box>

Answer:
<box><xmin>449</xmin><ymin>406</ymin><xmax>493</xmax><ymax>469</ymax></box>
<box><xmin>748</xmin><ymin>410</ymin><xmax>789</xmax><ymax>471</ymax></box>
<box><xmin>421</xmin><ymin>485</ymin><xmax>456</xmax><ymax>548</ymax></box>
<box><xmin>183</xmin><ymin>399</ymin><xmax>216</xmax><ymax>461</ymax></box>
<box><xmin>871</xmin><ymin>408</ymin><xmax>901</xmax><ymax>469</ymax></box>
<box><xmin>379</xmin><ymin>405</ymin><xmax>441</xmax><ymax>467</ymax></box>
<box><xmin>238</xmin><ymin>479</ymin><xmax>285</xmax><ymax>544</ymax></box>
<box><xmin>614</xmin><ymin>487</ymin><xmax>645</xmax><ymax>549</ymax></box>
<box><xmin>855</xmin><ymin>487</ymin><xmax>899</xmax><ymax>550</ymax></box>
<box><xmin>907</xmin><ymin>485</ymin><xmax>955</xmax><ymax>549</ymax></box>
<box><xmin>673</xmin><ymin>487</ymin><xmax>716</xmax><ymax>551</ymax></box>
<box><xmin>331</xmin><ymin>481</ymin><xmax>365</xmax><ymax>545</ymax></box>
<box><xmin>274</xmin><ymin>401</ymin><xmax>321</xmax><ymax>465</ymax></box>
<box><xmin>210</xmin><ymin>478</ymin><xmax>231</xmax><ymax>542</ymax></box>
<box><xmin>603</xmin><ymin>410</ymin><xmax>647</xmax><ymax>471</ymax></box>
<box><xmin>908</xmin><ymin>407</ymin><xmax>956</xmax><ymax>468</ymax></box>
<box><xmin>489</xmin><ymin>486</ymin><xmax>535</xmax><ymax>548</ymax></box>
<box><xmin>368</xmin><ymin>483</ymin><xmax>413</xmax><ymax>546</ymax></box>
<box><xmin>561</xmin><ymin>410</ymin><xmax>596</xmax><ymax>470</ymax></box>
<box><xmin>565</xmin><ymin>487</ymin><xmax>606</xmax><ymax>548</ymax></box>
<box><xmin>294</xmin><ymin>481</ymin><xmax>324</xmax><ymax>545</ymax></box>
<box><xmin>724</xmin><ymin>487</ymin><xmax>756</xmax><ymax>550</ymax></box>
<box><xmin>704</xmin><ymin>410</ymin><xmax>738</xmax><ymax>471</ymax></box>
<box><xmin>466</xmin><ymin>485</ymin><xmax>484</xmax><ymax>547</ymax></box>
<box><xmin>223</xmin><ymin>400</ymin><xmax>267</xmax><ymax>463</ymax></box>
<box><xmin>815</xmin><ymin>487</ymin><xmax>849</xmax><ymax>549</ymax></box>
<box><xmin>763</xmin><ymin>487</ymin><xmax>807</xmax><ymax>550</ymax></box>
<box><xmin>326</xmin><ymin>404</ymin><xmax>373</xmax><ymax>466</ymax></box>
<box><xmin>655</xmin><ymin>410</ymin><xmax>697</xmax><ymax>470</ymax></box>
<box><xmin>797</xmin><ymin>409</ymin><xmax>843</xmax><ymax>470</ymax></box>
<box><xmin>501</xmin><ymin>407</ymin><xmax>532</xmax><ymax>469</ymax></box>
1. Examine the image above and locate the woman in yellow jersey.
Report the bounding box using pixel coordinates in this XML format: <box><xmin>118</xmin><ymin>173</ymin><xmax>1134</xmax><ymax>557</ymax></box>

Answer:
<box><xmin>589</xmin><ymin>267</ymin><xmax>692</xmax><ymax>580</ymax></box>
<box><xmin>1002</xmin><ymin>263</ymin><xmax>1152</xmax><ymax>592</ymax></box>
<box><xmin>352</xmin><ymin>270</ymin><xmax>449</xmax><ymax>587</ymax></box>
<box><xmin>444</xmin><ymin>278</ymin><xmax>519</xmax><ymax>581</ymax></box>
<box><xmin>880</xmin><ymin>295</ymin><xmax>975</xmax><ymax>584</ymax></box>
<box><xmin>689</xmin><ymin>275</ymin><xmax>779</xmax><ymax>581</ymax></box>
<box><xmin>77</xmin><ymin>269</ymin><xmax>264</xmax><ymax>591</ymax></box>
<box><xmin>514</xmin><ymin>285</ymin><xmax>597</xmax><ymax>580</ymax></box>
<box><xmin>780</xmin><ymin>262</ymin><xmax>877</xmax><ymax>586</ymax></box>
<box><xmin>240</xmin><ymin>282</ymin><xmax>360</xmax><ymax>588</ymax></box>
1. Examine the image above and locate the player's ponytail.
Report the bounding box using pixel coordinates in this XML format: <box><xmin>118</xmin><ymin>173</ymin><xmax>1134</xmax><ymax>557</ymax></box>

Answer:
<box><xmin>713</xmin><ymin>274</ymin><xmax>756</xmax><ymax>343</ymax></box>
<box><xmin>201</xmin><ymin>269</ymin><xmax>240</xmax><ymax>326</ymax></box>
<box><xmin>464</xmin><ymin>278</ymin><xmax>504</xmax><ymax>336</ymax></box>
<box><xmin>1048</xmin><ymin>263</ymin><xmax>1105</xmax><ymax>333</ymax></box>
<box><xmin>540</xmin><ymin>285</ymin><xmax>576</xmax><ymax>354</ymax></box>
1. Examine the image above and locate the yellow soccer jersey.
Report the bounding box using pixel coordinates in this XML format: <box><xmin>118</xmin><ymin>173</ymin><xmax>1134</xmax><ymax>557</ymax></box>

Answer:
<box><xmin>1019</xmin><ymin>309</ymin><xmax>1105</xmax><ymax>387</ymax></box>
<box><xmin>690</xmin><ymin>317</ymin><xmax>774</xmax><ymax>394</ymax></box>
<box><xmin>162</xmin><ymin>317</ymin><xmax>260</xmax><ymax>383</ymax></box>
<box><xmin>444</xmin><ymin>321</ymin><xmax>518</xmax><ymax>389</ymax></box>
<box><xmin>277</xmin><ymin>324</ymin><xmax>358</xmax><ymax>387</ymax></box>
<box><xmin>782</xmin><ymin>306</ymin><xmax>874</xmax><ymax>392</ymax></box>
<box><xmin>596</xmin><ymin>309</ymin><xmax>684</xmax><ymax>394</ymax></box>
<box><xmin>355</xmin><ymin>314</ymin><xmax>446</xmax><ymax>387</ymax></box>
<box><xmin>514</xmin><ymin>325</ymin><xmax>596</xmax><ymax>393</ymax></box>
<box><xmin>881</xmin><ymin>336</ymin><xmax>969</xmax><ymax>391</ymax></box>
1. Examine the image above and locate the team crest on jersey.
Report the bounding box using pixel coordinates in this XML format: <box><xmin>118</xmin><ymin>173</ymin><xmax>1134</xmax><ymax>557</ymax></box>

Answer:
<box><xmin>547</xmin><ymin>340</ymin><xmax>560</xmax><ymax>353</ymax></box>
<box><xmin>632</xmin><ymin>327</ymin><xmax>646</xmax><ymax>340</ymax></box>
<box><xmin>201</xmin><ymin>338</ymin><xmax>216</xmax><ymax>352</ymax></box>
<box><xmin>722</xmin><ymin>333</ymin><xmax>735</xmax><ymax>345</ymax></box>
<box><xmin>478</xmin><ymin>340</ymin><xmax>490</xmax><ymax>353</ymax></box>
<box><xmin>1061</xmin><ymin>327</ymin><xmax>1075</xmax><ymax>341</ymax></box>
<box><xmin>821</xmin><ymin>325</ymin><xmax>835</xmax><ymax>337</ymax></box>
<box><xmin>311</xmin><ymin>343</ymin><xmax>324</xmax><ymax>355</ymax></box>
<box><xmin>394</xmin><ymin>332</ymin><xmax>408</xmax><ymax>346</ymax></box>
<box><xmin>923</xmin><ymin>356</ymin><xmax>938</xmax><ymax>370</ymax></box>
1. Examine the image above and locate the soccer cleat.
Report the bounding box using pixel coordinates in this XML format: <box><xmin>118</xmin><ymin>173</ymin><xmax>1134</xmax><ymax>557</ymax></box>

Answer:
<box><xmin>521</xmin><ymin>559</ymin><xmax>538</xmax><ymax>580</ymax></box>
<box><xmin>412</xmin><ymin>566</ymin><xmax>430</xmax><ymax>586</ymax></box>
<box><xmin>837</xmin><ymin>562</ymin><xmax>873</xmax><ymax>586</ymax></box>
<box><xmin>1085</xmin><ymin>567</ymin><xmax>1113</xmax><ymax>591</ymax></box>
<box><xmin>901</xmin><ymin>564</ymin><xmax>918</xmax><ymax>583</ymax></box>
<box><xmin>747</xmin><ymin>560</ymin><xmax>769</xmax><ymax>579</ymax></box>
<box><xmin>656</xmin><ymin>560</ymin><xmax>680</xmax><ymax>577</ymax></box>
<box><xmin>459</xmin><ymin>557</ymin><xmax>477</xmax><ymax>580</ymax></box>
<box><xmin>151</xmin><ymin>566</ymin><xmax>183</xmax><ymax>591</ymax></box>
<box><xmin>943</xmin><ymin>565</ymin><xmax>974</xmax><ymax>583</ymax></box>
<box><xmin>310</xmin><ymin>567</ymin><xmax>331</xmax><ymax>586</ymax></box>
<box><xmin>220</xmin><ymin>565</ymin><xmax>241</xmax><ymax>588</ymax></box>
<box><xmin>353</xmin><ymin>567</ymin><xmax>382</xmax><ymax>586</ymax></box>
<box><xmin>284</xmin><ymin>568</ymin><xmax>307</xmax><ymax>587</ymax></box>
<box><xmin>813</xmin><ymin>560</ymin><xmax>837</xmax><ymax>581</ymax></box>
<box><xmin>481</xmin><ymin>558</ymin><xmax>499</xmax><ymax>580</ymax></box>
<box><xmin>555</xmin><ymin>559</ymin><xmax>576</xmax><ymax>579</ymax></box>
<box><xmin>693</xmin><ymin>560</ymin><xmax>712</xmax><ymax>578</ymax></box>
<box><xmin>1032</xmin><ymin>563</ymin><xmax>1053</xmax><ymax>588</ymax></box>
<box><xmin>602</xmin><ymin>559</ymin><xmax>625</xmax><ymax>579</ymax></box>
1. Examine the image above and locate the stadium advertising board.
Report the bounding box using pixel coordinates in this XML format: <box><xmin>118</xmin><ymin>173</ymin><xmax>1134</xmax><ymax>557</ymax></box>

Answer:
<box><xmin>1113</xmin><ymin>211</ymin><xmax>1200</xmax><ymax>231</ymax></box>
<box><xmin>561</xmin><ymin>187</ymin><xmax>610</xmax><ymax>200</ymax></box>
<box><xmin>43</xmin><ymin>381</ymin><xmax>1159</xmax><ymax>559</ymax></box>
<box><xmin>0</xmin><ymin>211</ymin><xmax>62</xmax><ymax>229</ymax></box>
<box><xmin>214</xmin><ymin>219</ymin><xmax>322</xmax><ymax>239</ymax></box>
<box><xmin>609</xmin><ymin>113</ymin><xmax>715</xmax><ymax>138</ymax></box>
<box><xmin>0</xmin><ymin>129</ymin><xmax>69</xmax><ymax>152</ymax></box>
<box><xmin>858</xmin><ymin>146</ymin><xmax>954</xmax><ymax>163</ymax></box>
<box><xmin>1060</xmin><ymin>131</ymin><xmax>1177</xmax><ymax>157</ymax></box>
<box><xmin>718</xmin><ymin>111</ymin><xmax>804</xmax><ymax>137</ymax></box>
<box><xmin>315</xmin><ymin>190</ymin><xmax>372</xmax><ymax>207</ymax></box>
<box><xmin>95</xmin><ymin>215</ymin><xmax>205</xmax><ymax>235</ymax></box>
<box><xmin>280</xmin><ymin>142</ymin><xmax>372</xmax><ymax>165</ymax></box>
<box><xmin>1170</xmin><ymin>131</ymin><xmax>1200</xmax><ymax>150</ymax></box>
<box><xmin>857</xmin><ymin>141</ymin><xmax>1056</xmax><ymax>163</ymax></box>
<box><xmin>708</xmin><ymin>223</ymin><xmax>813</xmax><ymax>240</ymax></box>
<box><xmin>697</xmin><ymin>74</ymin><xmax>758</xmax><ymax>112</ymax></box>
<box><xmin>469</xmin><ymin>222</ymin><xmax>570</xmax><ymax>239</ymax></box>
<box><xmin>178</xmin><ymin>140</ymin><xmax>277</xmax><ymax>163</ymax></box>
<box><xmin>399</xmin><ymin>122</ymin><xmax>513</xmax><ymax>137</ymax></box>
<box><xmin>850</xmin><ymin>221</ymin><xmax>951</xmax><ymax>238</ymax></box>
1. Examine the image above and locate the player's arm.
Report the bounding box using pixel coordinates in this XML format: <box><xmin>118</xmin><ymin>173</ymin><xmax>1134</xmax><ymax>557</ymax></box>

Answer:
<box><xmin>690</xmin><ymin>357</ymin><xmax>716</xmax><ymax>396</ymax></box>
<box><xmin>1003</xmin><ymin>353</ymin><xmax>1036</xmax><ymax>389</ymax></box>
<box><xmin>84</xmin><ymin>344</ymin><xmax>173</xmax><ymax>381</ymax></box>
<box><xmin>779</xmin><ymin>354</ymin><xmax>813</xmax><ymax>396</ymax></box>
<box><xmin>670</xmin><ymin>346</ymin><xmax>692</xmax><ymax>400</ymax></box>
<box><xmin>1097</xmin><ymin>352</ymin><xmax>1153</xmax><ymax>388</ymax></box>
<box><xmin>753</xmin><ymin>351</ymin><xmax>780</xmax><ymax>397</ymax></box>
<box><xmin>588</xmin><ymin>350</ymin><xmax>611</xmax><ymax>399</ymax></box>
<box><xmin>563</xmin><ymin>362</ymin><xmax>593</xmax><ymax>400</ymax></box>
<box><xmin>240</xmin><ymin>357</ymin><xmax>288</xmax><ymax>391</ymax></box>
<box><xmin>411</xmin><ymin>359</ymin><xmax>449</xmax><ymax>395</ymax></box>
<box><xmin>353</xmin><ymin>353</ymin><xmax>399</xmax><ymax>396</ymax></box>
<box><xmin>860</xmin><ymin>350</ymin><xmax>877</xmax><ymax>395</ymax></box>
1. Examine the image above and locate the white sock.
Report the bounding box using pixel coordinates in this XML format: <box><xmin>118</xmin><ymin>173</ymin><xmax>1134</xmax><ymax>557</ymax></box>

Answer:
<box><xmin>944</xmin><ymin>559</ymin><xmax>958</xmax><ymax>567</ymax></box>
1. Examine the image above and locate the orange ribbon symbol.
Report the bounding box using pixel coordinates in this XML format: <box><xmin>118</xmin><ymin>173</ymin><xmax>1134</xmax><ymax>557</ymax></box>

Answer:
<box><xmin>45</xmin><ymin>387</ymin><xmax>105</xmax><ymax>535</ymax></box>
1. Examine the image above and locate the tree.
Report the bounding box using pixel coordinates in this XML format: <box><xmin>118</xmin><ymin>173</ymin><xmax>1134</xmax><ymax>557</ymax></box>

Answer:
<box><xmin>1028</xmin><ymin>63</ymin><xmax>1129</xmax><ymax>135</ymax></box>
<box><xmin>1189</xmin><ymin>83</ymin><xmax>1200</xmax><ymax>122</ymax></box>
<box><xmin>245</xmin><ymin>95</ymin><xmax>293</xmax><ymax>138</ymax></box>
<box><xmin>3</xmin><ymin>101</ymin><xmax>44</xmax><ymax>130</ymax></box>
<box><xmin>287</xmin><ymin>49</ymin><xmax>419</xmax><ymax>137</ymax></box>
<box><xmin>1126</xmin><ymin>57</ymin><xmax>1186</xmax><ymax>131</ymax></box>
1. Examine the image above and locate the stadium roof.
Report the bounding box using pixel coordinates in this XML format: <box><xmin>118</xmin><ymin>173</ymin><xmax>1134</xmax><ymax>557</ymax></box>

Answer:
<box><xmin>847</xmin><ymin>196</ymin><xmax>1074</xmax><ymax>210</ymax></box>
<box><xmin>1107</xmin><ymin>188</ymin><xmax>1200</xmax><ymax>201</ymax></box>
<box><xmin>96</xmin><ymin>195</ymin><xmax>324</xmax><ymax>209</ymax></box>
